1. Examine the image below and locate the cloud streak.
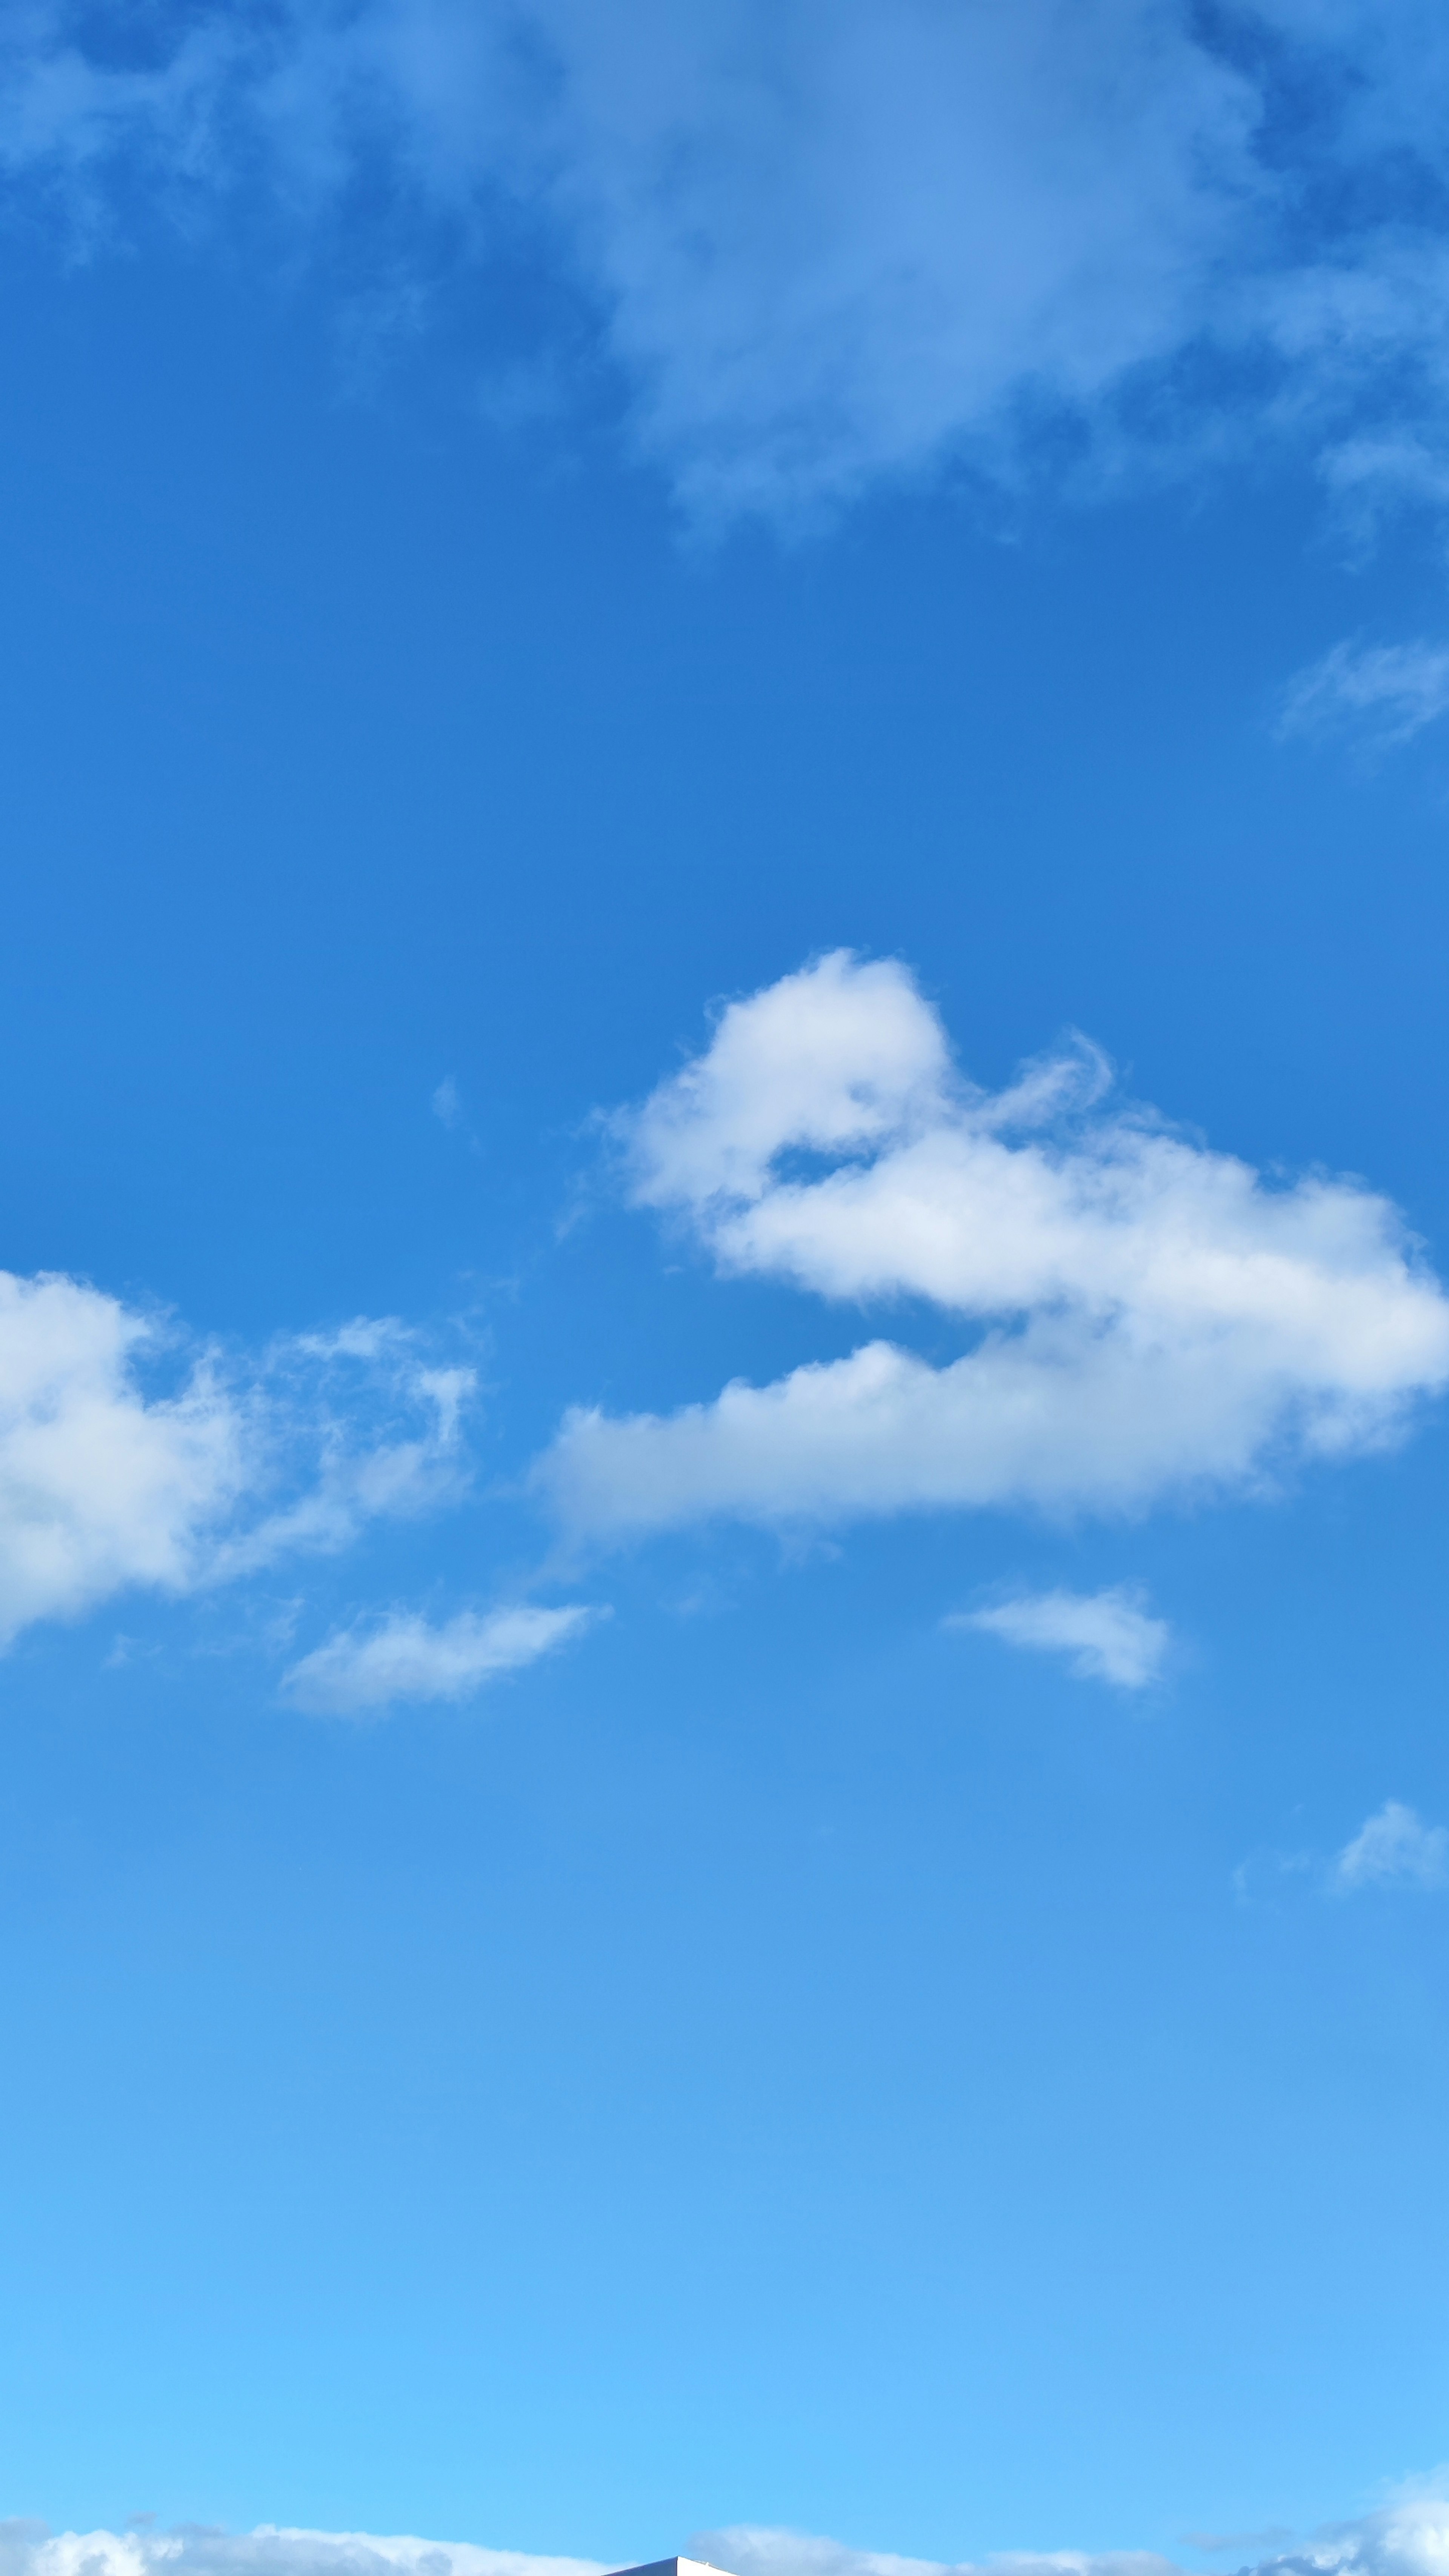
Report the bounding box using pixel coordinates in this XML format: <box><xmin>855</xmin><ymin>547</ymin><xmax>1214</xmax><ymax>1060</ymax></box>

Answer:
<box><xmin>283</xmin><ymin>1601</ymin><xmax>601</xmax><ymax>1715</ymax></box>
<box><xmin>537</xmin><ymin>952</ymin><xmax>1449</xmax><ymax>1539</ymax></box>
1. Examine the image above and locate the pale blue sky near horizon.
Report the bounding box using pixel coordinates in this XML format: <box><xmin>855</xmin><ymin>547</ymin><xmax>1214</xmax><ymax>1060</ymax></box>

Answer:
<box><xmin>4</xmin><ymin>6</ymin><xmax>1449</xmax><ymax>2568</ymax></box>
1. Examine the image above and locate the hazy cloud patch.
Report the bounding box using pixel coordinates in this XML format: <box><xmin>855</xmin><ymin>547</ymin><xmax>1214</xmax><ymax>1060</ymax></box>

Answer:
<box><xmin>1333</xmin><ymin>1799</ymin><xmax>1449</xmax><ymax>1892</ymax></box>
<box><xmin>9</xmin><ymin>5</ymin><xmax>1449</xmax><ymax>522</ymax></box>
<box><xmin>1278</xmin><ymin>638</ymin><xmax>1449</xmax><ymax>752</ymax></box>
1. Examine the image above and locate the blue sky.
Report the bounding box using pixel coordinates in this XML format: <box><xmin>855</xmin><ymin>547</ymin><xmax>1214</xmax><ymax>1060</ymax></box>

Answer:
<box><xmin>5</xmin><ymin>9</ymin><xmax>1449</xmax><ymax>2576</ymax></box>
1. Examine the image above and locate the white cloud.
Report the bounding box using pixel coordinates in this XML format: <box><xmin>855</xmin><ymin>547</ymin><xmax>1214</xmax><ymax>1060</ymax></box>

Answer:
<box><xmin>691</xmin><ymin>2506</ymin><xmax>1449</xmax><ymax>2576</ymax></box>
<box><xmin>0</xmin><ymin>1269</ymin><xmax>474</xmax><ymax>1648</ymax></box>
<box><xmin>1334</xmin><ymin>1799</ymin><xmax>1449</xmax><ymax>1892</ymax></box>
<box><xmin>0</xmin><ymin>2530</ymin><xmax>603</xmax><ymax>2576</ymax></box>
<box><xmin>1278</xmin><ymin>639</ymin><xmax>1449</xmax><ymax>751</ymax></box>
<box><xmin>949</xmin><ymin>1586</ymin><xmax>1170</xmax><ymax>1689</ymax></box>
<box><xmin>694</xmin><ymin>2531</ymin><xmax>1177</xmax><ymax>2576</ymax></box>
<box><xmin>432</xmin><ymin>1075</ymin><xmax>463</xmax><ymax>1129</ymax></box>
<box><xmin>282</xmin><ymin>1601</ymin><xmax>601</xmax><ymax>1715</ymax></box>
<box><xmin>8</xmin><ymin>4</ymin><xmax>1449</xmax><ymax>521</ymax></box>
<box><xmin>10</xmin><ymin>2502</ymin><xmax>1449</xmax><ymax>2576</ymax></box>
<box><xmin>537</xmin><ymin>952</ymin><xmax>1449</xmax><ymax>1538</ymax></box>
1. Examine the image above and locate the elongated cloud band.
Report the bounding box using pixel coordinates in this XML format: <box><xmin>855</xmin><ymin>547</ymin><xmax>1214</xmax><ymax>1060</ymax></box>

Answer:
<box><xmin>537</xmin><ymin>954</ymin><xmax>1449</xmax><ymax>1537</ymax></box>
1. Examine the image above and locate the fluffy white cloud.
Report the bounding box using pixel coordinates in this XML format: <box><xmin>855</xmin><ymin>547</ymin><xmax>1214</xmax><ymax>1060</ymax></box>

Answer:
<box><xmin>949</xmin><ymin>1586</ymin><xmax>1170</xmax><ymax>1689</ymax></box>
<box><xmin>1279</xmin><ymin>639</ymin><xmax>1449</xmax><ymax>751</ymax></box>
<box><xmin>283</xmin><ymin>1601</ymin><xmax>601</xmax><ymax>1715</ymax></box>
<box><xmin>538</xmin><ymin>953</ymin><xmax>1449</xmax><ymax>1538</ymax></box>
<box><xmin>6</xmin><ymin>3</ymin><xmax>1449</xmax><ymax>519</ymax></box>
<box><xmin>0</xmin><ymin>1271</ymin><xmax>473</xmax><ymax>1648</ymax></box>
<box><xmin>1334</xmin><ymin>1799</ymin><xmax>1449</xmax><ymax>1892</ymax></box>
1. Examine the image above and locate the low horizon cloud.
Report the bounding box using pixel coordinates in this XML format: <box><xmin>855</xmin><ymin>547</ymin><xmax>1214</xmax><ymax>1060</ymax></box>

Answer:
<box><xmin>11</xmin><ymin>2495</ymin><xmax>1449</xmax><ymax>2576</ymax></box>
<box><xmin>6</xmin><ymin>5</ymin><xmax>1449</xmax><ymax>528</ymax></box>
<box><xmin>537</xmin><ymin>951</ymin><xmax>1449</xmax><ymax>1541</ymax></box>
<box><xmin>949</xmin><ymin>1585</ymin><xmax>1171</xmax><ymax>1690</ymax></box>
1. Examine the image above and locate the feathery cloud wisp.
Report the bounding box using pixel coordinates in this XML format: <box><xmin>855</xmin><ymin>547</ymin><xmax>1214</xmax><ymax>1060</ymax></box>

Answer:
<box><xmin>537</xmin><ymin>952</ymin><xmax>1449</xmax><ymax>1539</ymax></box>
<box><xmin>282</xmin><ymin>1603</ymin><xmax>601</xmax><ymax>1715</ymax></box>
<box><xmin>949</xmin><ymin>1586</ymin><xmax>1170</xmax><ymax>1690</ymax></box>
<box><xmin>14</xmin><ymin>2496</ymin><xmax>1449</xmax><ymax>2576</ymax></box>
<box><xmin>1278</xmin><ymin>639</ymin><xmax>1449</xmax><ymax>752</ymax></box>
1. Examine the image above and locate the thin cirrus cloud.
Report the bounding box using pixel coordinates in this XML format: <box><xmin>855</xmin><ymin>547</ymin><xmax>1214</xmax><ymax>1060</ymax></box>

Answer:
<box><xmin>1278</xmin><ymin>638</ymin><xmax>1449</xmax><ymax>753</ymax></box>
<box><xmin>535</xmin><ymin>952</ymin><xmax>1449</xmax><ymax>1541</ymax></box>
<box><xmin>282</xmin><ymin>1602</ymin><xmax>602</xmax><ymax>1716</ymax></box>
<box><xmin>8</xmin><ymin>5</ymin><xmax>1449</xmax><ymax>523</ymax></box>
<box><xmin>0</xmin><ymin>1269</ymin><xmax>474</xmax><ymax>1650</ymax></box>
<box><xmin>948</xmin><ymin>1586</ymin><xmax>1171</xmax><ymax>1691</ymax></box>
<box><xmin>12</xmin><ymin>2501</ymin><xmax>1449</xmax><ymax>2576</ymax></box>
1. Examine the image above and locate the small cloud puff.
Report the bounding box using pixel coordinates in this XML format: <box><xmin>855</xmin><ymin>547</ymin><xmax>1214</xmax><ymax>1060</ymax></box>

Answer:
<box><xmin>948</xmin><ymin>1584</ymin><xmax>1170</xmax><ymax>1690</ymax></box>
<box><xmin>1333</xmin><ymin>1799</ymin><xmax>1448</xmax><ymax>1893</ymax></box>
<box><xmin>432</xmin><ymin>1076</ymin><xmax>463</xmax><ymax>1129</ymax></box>
<box><xmin>282</xmin><ymin>1602</ymin><xmax>603</xmax><ymax>1716</ymax></box>
<box><xmin>1278</xmin><ymin>638</ymin><xmax>1449</xmax><ymax>753</ymax></box>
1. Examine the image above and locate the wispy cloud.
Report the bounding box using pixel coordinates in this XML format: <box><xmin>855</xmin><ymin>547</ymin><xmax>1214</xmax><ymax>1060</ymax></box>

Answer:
<box><xmin>948</xmin><ymin>1586</ymin><xmax>1170</xmax><ymax>1689</ymax></box>
<box><xmin>1278</xmin><ymin>639</ymin><xmax>1449</xmax><ymax>753</ymax></box>
<box><xmin>282</xmin><ymin>1601</ymin><xmax>602</xmax><ymax>1715</ymax></box>
<box><xmin>1333</xmin><ymin>1798</ymin><xmax>1449</xmax><ymax>1893</ymax></box>
<box><xmin>0</xmin><ymin>1270</ymin><xmax>474</xmax><ymax>1649</ymax></box>
<box><xmin>536</xmin><ymin>952</ymin><xmax>1449</xmax><ymax>1540</ymax></box>
<box><xmin>8</xmin><ymin>6</ymin><xmax>1449</xmax><ymax>522</ymax></box>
